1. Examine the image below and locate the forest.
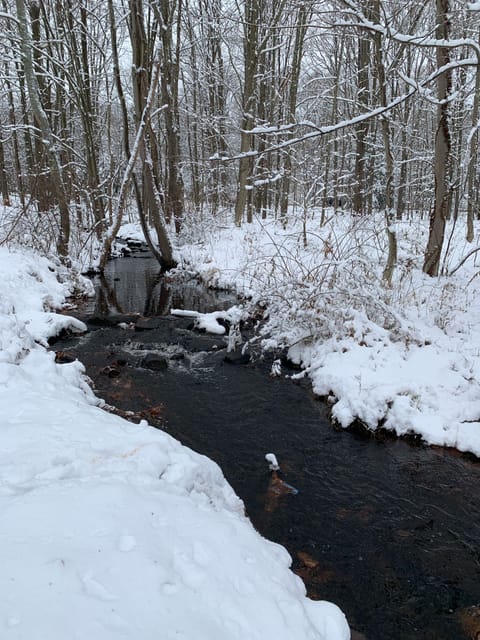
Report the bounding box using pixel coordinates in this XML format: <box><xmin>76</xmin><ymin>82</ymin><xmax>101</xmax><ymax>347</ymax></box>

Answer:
<box><xmin>2</xmin><ymin>3</ymin><xmax>480</xmax><ymax>639</ymax></box>
<box><xmin>0</xmin><ymin>0</ymin><xmax>479</xmax><ymax>280</ymax></box>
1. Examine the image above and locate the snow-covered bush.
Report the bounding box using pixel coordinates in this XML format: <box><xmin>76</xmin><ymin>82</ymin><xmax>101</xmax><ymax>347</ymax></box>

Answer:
<box><xmin>177</xmin><ymin>208</ymin><xmax>480</xmax><ymax>455</ymax></box>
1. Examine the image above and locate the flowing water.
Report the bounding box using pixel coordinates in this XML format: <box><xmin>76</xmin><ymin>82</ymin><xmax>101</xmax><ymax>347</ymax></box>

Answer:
<box><xmin>53</xmin><ymin>249</ymin><xmax>480</xmax><ymax>640</ymax></box>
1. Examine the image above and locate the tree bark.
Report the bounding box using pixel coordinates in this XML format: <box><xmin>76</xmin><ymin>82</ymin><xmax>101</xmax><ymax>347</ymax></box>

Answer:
<box><xmin>153</xmin><ymin>0</ymin><xmax>185</xmax><ymax>233</ymax></box>
<box><xmin>279</xmin><ymin>3</ymin><xmax>310</xmax><ymax>224</ymax></box>
<box><xmin>466</xmin><ymin>29</ymin><xmax>480</xmax><ymax>243</ymax></box>
<box><xmin>129</xmin><ymin>0</ymin><xmax>176</xmax><ymax>267</ymax></box>
<box><xmin>353</xmin><ymin>4</ymin><xmax>372</xmax><ymax>215</ymax></box>
<box><xmin>372</xmin><ymin>0</ymin><xmax>397</xmax><ymax>286</ymax></box>
<box><xmin>423</xmin><ymin>0</ymin><xmax>452</xmax><ymax>277</ymax></box>
<box><xmin>0</xmin><ymin>128</ymin><xmax>10</xmax><ymax>206</ymax></box>
<box><xmin>234</xmin><ymin>0</ymin><xmax>259</xmax><ymax>226</ymax></box>
<box><xmin>15</xmin><ymin>0</ymin><xmax>70</xmax><ymax>258</ymax></box>
<box><xmin>100</xmin><ymin>59</ymin><xmax>175</xmax><ymax>270</ymax></box>
<box><xmin>234</xmin><ymin>0</ymin><xmax>287</xmax><ymax>226</ymax></box>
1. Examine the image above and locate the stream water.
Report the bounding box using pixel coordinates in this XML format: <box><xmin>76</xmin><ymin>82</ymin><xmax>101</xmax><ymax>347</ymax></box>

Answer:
<box><xmin>53</xmin><ymin>248</ymin><xmax>480</xmax><ymax>640</ymax></box>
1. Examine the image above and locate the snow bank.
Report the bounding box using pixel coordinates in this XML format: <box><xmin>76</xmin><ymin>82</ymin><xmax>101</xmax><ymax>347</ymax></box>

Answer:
<box><xmin>176</xmin><ymin>211</ymin><xmax>480</xmax><ymax>457</ymax></box>
<box><xmin>0</xmin><ymin>244</ymin><xmax>349</xmax><ymax>639</ymax></box>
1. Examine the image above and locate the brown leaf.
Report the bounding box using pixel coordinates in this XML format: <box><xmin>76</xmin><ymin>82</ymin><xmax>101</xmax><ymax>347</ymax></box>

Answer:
<box><xmin>297</xmin><ymin>551</ymin><xmax>319</xmax><ymax>570</ymax></box>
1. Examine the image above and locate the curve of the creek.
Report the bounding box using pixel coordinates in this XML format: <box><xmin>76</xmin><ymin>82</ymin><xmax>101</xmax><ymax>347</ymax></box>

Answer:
<box><xmin>52</xmin><ymin>245</ymin><xmax>480</xmax><ymax>640</ymax></box>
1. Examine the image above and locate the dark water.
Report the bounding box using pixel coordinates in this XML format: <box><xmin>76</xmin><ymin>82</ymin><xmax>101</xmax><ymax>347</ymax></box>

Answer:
<box><xmin>84</xmin><ymin>243</ymin><xmax>236</xmax><ymax>318</ymax></box>
<box><xmin>54</xmin><ymin>252</ymin><xmax>480</xmax><ymax>640</ymax></box>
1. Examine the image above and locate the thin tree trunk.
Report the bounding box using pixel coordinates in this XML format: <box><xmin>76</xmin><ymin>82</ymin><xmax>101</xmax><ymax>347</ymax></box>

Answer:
<box><xmin>107</xmin><ymin>0</ymin><xmax>144</xmax><ymax>222</ymax></box>
<box><xmin>29</xmin><ymin>1</ymin><xmax>52</xmax><ymax>212</ymax></box>
<box><xmin>353</xmin><ymin>14</ymin><xmax>371</xmax><ymax>215</ymax></box>
<box><xmin>234</xmin><ymin>0</ymin><xmax>287</xmax><ymax>226</ymax></box>
<box><xmin>129</xmin><ymin>0</ymin><xmax>176</xmax><ymax>267</ymax></box>
<box><xmin>234</xmin><ymin>0</ymin><xmax>259</xmax><ymax>226</ymax></box>
<box><xmin>153</xmin><ymin>0</ymin><xmax>185</xmax><ymax>233</ymax></box>
<box><xmin>423</xmin><ymin>0</ymin><xmax>452</xmax><ymax>277</ymax></box>
<box><xmin>201</xmin><ymin>0</ymin><xmax>228</xmax><ymax>212</ymax></box>
<box><xmin>69</xmin><ymin>0</ymin><xmax>106</xmax><ymax>235</ymax></box>
<box><xmin>0</xmin><ymin>129</ymin><xmax>10</xmax><ymax>206</ymax></box>
<box><xmin>100</xmin><ymin>59</ymin><xmax>175</xmax><ymax>270</ymax></box>
<box><xmin>15</xmin><ymin>0</ymin><xmax>70</xmax><ymax>257</ymax></box>
<box><xmin>466</xmin><ymin>30</ymin><xmax>480</xmax><ymax>242</ymax></box>
<box><xmin>280</xmin><ymin>3</ymin><xmax>310</xmax><ymax>224</ymax></box>
<box><xmin>4</xmin><ymin>64</ymin><xmax>25</xmax><ymax>205</ymax></box>
<box><xmin>372</xmin><ymin>0</ymin><xmax>397</xmax><ymax>286</ymax></box>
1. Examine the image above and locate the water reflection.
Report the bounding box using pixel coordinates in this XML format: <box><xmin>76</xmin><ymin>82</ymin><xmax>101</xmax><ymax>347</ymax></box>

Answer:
<box><xmin>85</xmin><ymin>252</ymin><xmax>236</xmax><ymax>317</ymax></box>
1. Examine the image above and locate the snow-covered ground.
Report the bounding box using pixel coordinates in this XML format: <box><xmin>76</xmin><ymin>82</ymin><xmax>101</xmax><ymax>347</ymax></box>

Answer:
<box><xmin>0</xmin><ymin>244</ymin><xmax>349</xmax><ymax>639</ymax></box>
<box><xmin>174</xmin><ymin>210</ymin><xmax>480</xmax><ymax>457</ymax></box>
<box><xmin>3</xmin><ymin>200</ymin><xmax>479</xmax><ymax>637</ymax></box>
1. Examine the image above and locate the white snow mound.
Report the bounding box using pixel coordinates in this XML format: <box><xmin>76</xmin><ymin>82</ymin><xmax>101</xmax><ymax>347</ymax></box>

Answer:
<box><xmin>0</xmin><ymin>245</ymin><xmax>349</xmax><ymax>639</ymax></box>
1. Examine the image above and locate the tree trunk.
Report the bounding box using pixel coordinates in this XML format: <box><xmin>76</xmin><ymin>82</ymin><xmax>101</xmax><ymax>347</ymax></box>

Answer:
<box><xmin>423</xmin><ymin>0</ymin><xmax>452</xmax><ymax>277</ymax></box>
<box><xmin>15</xmin><ymin>0</ymin><xmax>70</xmax><ymax>258</ymax></box>
<box><xmin>29</xmin><ymin>1</ymin><xmax>53</xmax><ymax>212</ymax></box>
<box><xmin>129</xmin><ymin>0</ymin><xmax>176</xmax><ymax>267</ymax></box>
<box><xmin>0</xmin><ymin>129</ymin><xmax>10</xmax><ymax>206</ymax></box>
<box><xmin>4</xmin><ymin>64</ymin><xmax>25</xmax><ymax>205</ymax></box>
<box><xmin>153</xmin><ymin>0</ymin><xmax>185</xmax><ymax>233</ymax></box>
<box><xmin>279</xmin><ymin>3</ymin><xmax>310</xmax><ymax>224</ymax></box>
<box><xmin>372</xmin><ymin>0</ymin><xmax>397</xmax><ymax>286</ymax></box>
<box><xmin>234</xmin><ymin>0</ymin><xmax>259</xmax><ymax>226</ymax></box>
<box><xmin>466</xmin><ymin>29</ymin><xmax>480</xmax><ymax>243</ymax></box>
<box><xmin>107</xmin><ymin>0</ymin><xmax>144</xmax><ymax>222</ymax></box>
<box><xmin>353</xmin><ymin>8</ymin><xmax>371</xmax><ymax>216</ymax></box>
<box><xmin>201</xmin><ymin>0</ymin><xmax>228</xmax><ymax>212</ymax></box>
<box><xmin>100</xmin><ymin>59</ymin><xmax>175</xmax><ymax>270</ymax></box>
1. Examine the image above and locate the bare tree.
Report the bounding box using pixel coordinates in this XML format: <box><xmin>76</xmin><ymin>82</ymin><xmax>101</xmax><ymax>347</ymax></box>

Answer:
<box><xmin>152</xmin><ymin>0</ymin><xmax>185</xmax><ymax>233</ymax></box>
<box><xmin>352</xmin><ymin>1</ymin><xmax>373</xmax><ymax>215</ymax></box>
<box><xmin>466</xmin><ymin>26</ymin><xmax>480</xmax><ymax>243</ymax></box>
<box><xmin>15</xmin><ymin>0</ymin><xmax>71</xmax><ymax>257</ymax></box>
<box><xmin>278</xmin><ymin>2</ymin><xmax>312</xmax><ymax>224</ymax></box>
<box><xmin>100</xmin><ymin>55</ymin><xmax>175</xmax><ymax>270</ymax></box>
<box><xmin>129</xmin><ymin>0</ymin><xmax>176</xmax><ymax>268</ymax></box>
<box><xmin>423</xmin><ymin>0</ymin><xmax>452</xmax><ymax>276</ymax></box>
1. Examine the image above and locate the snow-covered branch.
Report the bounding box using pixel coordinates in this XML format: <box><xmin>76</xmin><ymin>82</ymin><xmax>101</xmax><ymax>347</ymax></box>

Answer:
<box><xmin>0</xmin><ymin>10</ymin><xmax>18</xmax><ymax>24</ymax></box>
<box><xmin>336</xmin><ymin>0</ymin><xmax>480</xmax><ymax>59</ymax></box>
<box><xmin>447</xmin><ymin>246</ymin><xmax>480</xmax><ymax>276</ymax></box>
<box><xmin>222</xmin><ymin>86</ymin><xmax>416</xmax><ymax>161</ymax></box>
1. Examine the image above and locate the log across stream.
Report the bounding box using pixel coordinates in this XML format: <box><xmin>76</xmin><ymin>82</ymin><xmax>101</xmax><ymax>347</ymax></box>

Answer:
<box><xmin>52</xmin><ymin>248</ymin><xmax>480</xmax><ymax>640</ymax></box>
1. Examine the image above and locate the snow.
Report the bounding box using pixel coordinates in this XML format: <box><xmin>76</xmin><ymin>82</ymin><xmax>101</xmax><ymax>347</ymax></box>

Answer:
<box><xmin>170</xmin><ymin>306</ymin><xmax>244</xmax><ymax>336</ymax></box>
<box><xmin>0</xmin><ymin>243</ymin><xmax>349</xmax><ymax>639</ymax></box>
<box><xmin>176</xmin><ymin>211</ymin><xmax>480</xmax><ymax>457</ymax></box>
<box><xmin>265</xmin><ymin>453</ymin><xmax>280</xmax><ymax>471</ymax></box>
<box><xmin>170</xmin><ymin>308</ymin><xmax>228</xmax><ymax>334</ymax></box>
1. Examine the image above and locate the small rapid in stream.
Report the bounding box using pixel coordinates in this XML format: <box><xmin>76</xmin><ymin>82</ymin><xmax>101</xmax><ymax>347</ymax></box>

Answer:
<box><xmin>52</xmin><ymin>247</ymin><xmax>480</xmax><ymax>640</ymax></box>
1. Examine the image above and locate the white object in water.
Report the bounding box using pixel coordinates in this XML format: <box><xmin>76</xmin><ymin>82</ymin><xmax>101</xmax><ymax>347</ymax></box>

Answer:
<box><xmin>270</xmin><ymin>359</ymin><xmax>282</xmax><ymax>377</ymax></box>
<box><xmin>265</xmin><ymin>453</ymin><xmax>280</xmax><ymax>471</ymax></box>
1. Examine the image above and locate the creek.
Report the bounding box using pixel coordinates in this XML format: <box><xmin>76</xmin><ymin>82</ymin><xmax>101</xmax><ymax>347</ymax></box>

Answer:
<box><xmin>52</xmin><ymin>246</ymin><xmax>480</xmax><ymax>640</ymax></box>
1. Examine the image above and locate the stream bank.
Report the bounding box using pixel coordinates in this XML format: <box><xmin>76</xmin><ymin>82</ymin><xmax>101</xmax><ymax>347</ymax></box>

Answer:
<box><xmin>52</xmin><ymin>249</ymin><xmax>480</xmax><ymax>640</ymax></box>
